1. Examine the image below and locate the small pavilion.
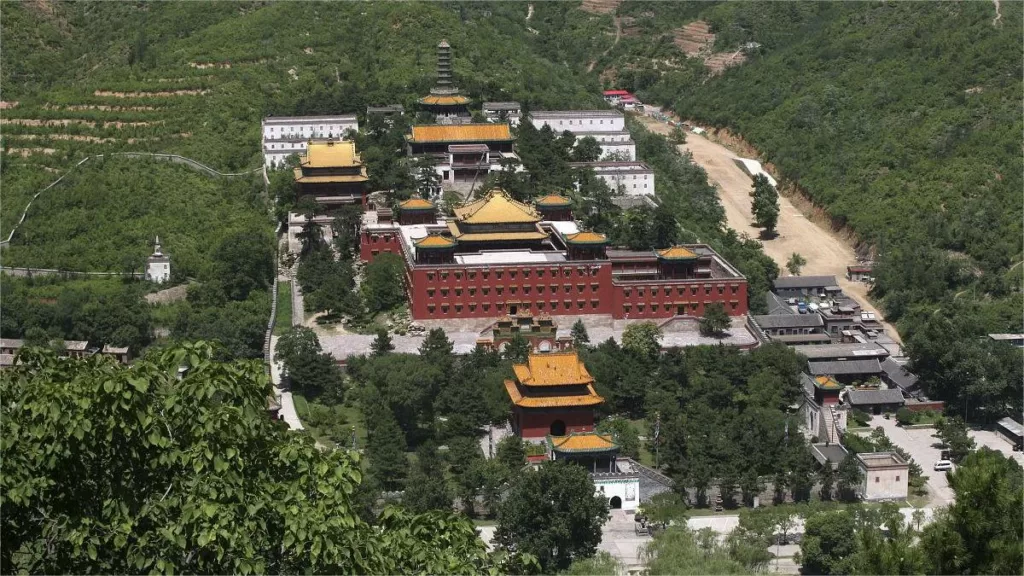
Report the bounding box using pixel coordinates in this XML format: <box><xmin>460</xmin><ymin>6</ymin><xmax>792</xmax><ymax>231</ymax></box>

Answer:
<box><xmin>504</xmin><ymin>351</ymin><xmax>603</xmax><ymax>440</ymax></box>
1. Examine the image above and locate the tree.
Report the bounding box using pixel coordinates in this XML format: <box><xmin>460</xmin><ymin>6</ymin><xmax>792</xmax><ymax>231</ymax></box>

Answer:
<box><xmin>402</xmin><ymin>442</ymin><xmax>452</xmax><ymax>513</ymax></box>
<box><xmin>836</xmin><ymin>454</ymin><xmax>863</xmax><ymax>502</ymax></box>
<box><xmin>669</xmin><ymin>126</ymin><xmax>687</xmax><ymax>145</ymax></box>
<box><xmin>371</xmin><ymin>329</ymin><xmax>394</xmax><ymax>356</ymax></box>
<box><xmin>361</xmin><ymin>253</ymin><xmax>406</xmax><ymax>315</ymax></box>
<box><xmin>934</xmin><ymin>416</ymin><xmax>976</xmax><ymax>462</ymax></box>
<box><xmin>276</xmin><ymin>326</ymin><xmax>321</xmax><ymax>369</ymax></box>
<box><xmin>786</xmin><ymin>252</ymin><xmax>806</xmax><ymax>276</ymax></box>
<box><xmin>750</xmin><ymin>174</ymin><xmax>779</xmax><ymax>237</ymax></box>
<box><xmin>414</xmin><ymin>156</ymin><xmax>442</xmax><ymax>199</ymax></box>
<box><xmin>650</xmin><ymin>204</ymin><xmax>679</xmax><ymax>249</ymax></box>
<box><xmin>495</xmin><ymin>461</ymin><xmax>609</xmax><ymax>573</ymax></box>
<box><xmin>571</xmin><ymin>136</ymin><xmax>603</xmax><ymax>162</ymax></box>
<box><xmin>503</xmin><ymin>332</ymin><xmax>531</xmax><ymax>363</ymax></box>
<box><xmin>595</xmin><ymin>417</ymin><xmax>640</xmax><ymax>460</ymax></box>
<box><xmin>621</xmin><ymin>322</ymin><xmax>662</xmax><ymax>360</ymax></box>
<box><xmin>819</xmin><ymin>464</ymin><xmax>835</xmax><ymax>501</ymax></box>
<box><xmin>642</xmin><ymin>527</ymin><xmax>751</xmax><ymax>575</ymax></box>
<box><xmin>419</xmin><ymin>327</ymin><xmax>454</xmax><ymax>374</ymax></box>
<box><xmin>212</xmin><ymin>229</ymin><xmax>276</xmax><ymax>301</ymax></box>
<box><xmin>495</xmin><ymin>436</ymin><xmax>527</xmax><ymax>473</ymax></box>
<box><xmin>919</xmin><ymin>448</ymin><xmax>1023</xmax><ymax>575</ymax></box>
<box><xmin>570</xmin><ymin>319</ymin><xmax>590</xmax><ymax>349</ymax></box>
<box><xmin>0</xmin><ymin>343</ymin><xmax>510</xmax><ymax>574</ymax></box>
<box><xmin>699</xmin><ymin>302</ymin><xmax>731</xmax><ymax>337</ymax></box>
<box><xmin>365</xmin><ymin>403</ymin><xmax>409</xmax><ymax>492</ymax></box>
<box><xmin>564</xmin><ymin>551</ymin><xmax>620</xmax><ymax>575</ymax></box>
<box><xmin>798</xmin><ymin>510</ymin><xmax>858</xmax><ymax>575</ymax></box>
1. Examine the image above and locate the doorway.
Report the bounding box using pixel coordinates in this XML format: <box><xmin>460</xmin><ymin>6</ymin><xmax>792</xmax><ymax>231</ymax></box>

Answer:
<box><xmin>609</xmin><ymin>496</ymin><xmax>622</xmax><ymax>509</ymax></box>
<box><xmin>550</xmin><ymin>420</ymin><xmax>566</xmax><ymax>436</ymax></box>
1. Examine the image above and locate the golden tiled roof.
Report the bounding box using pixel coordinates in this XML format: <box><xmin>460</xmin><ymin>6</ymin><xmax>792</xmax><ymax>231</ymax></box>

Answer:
<box><xmin>549</xmin><ymin>433</ymin><xmax>617</xmax><ymax>453</ymax></box>
<box><xmin>293</xmin><ymin>170</ymin><xmax>369</xmax><ymax>184</ymax></box>
<box><xmin>414</xmin><ymin>234</ymin><xmax>455</xmax><ymax>249</ymax></box>
<box><xmin>400</xmin><ymin>198</ymin><xmax>435</xmax><ymax>210</ymax></box>
<box><xmin>446</xmin><ymin>221</ymin><xmax>549</xmax><ymax>243</ymax></box>
<box><xmin>815</xmin><ymin>375</ymin><xmax>842</xmax><ymax>390</ymax></box>
<box><xmin>535</xmin><ymin>193</ymin><xmax>572</xmax><ymax>207</ymax></box>
<box><xmin>566</xmin><ymin>231</ymin><xmax>609</xmax><ymax>245</ymax></box>
<box><xmin>454</xmin><ymin>190</ymin><xmax>541</xmax><ymax>224</ymax></box>
<box><xmin>513</xmin><ymin>351</ymin><xmax>594</xmax><ymax>387</ymax></box>
<box><xmin>300</xmin><ymin>140</ymin><xmax>363</xmax><ymax>168</ymax></box>
<box><xmin>504</xmin><ymin>380</ymin><xmax>605</xmax><ymax>408</ymax></box>
<box><xmin>409</xmin><ymin>124</ymin><xmax>512</xmax><ymax>144</ymax></box>
<box><xmin>657</xmin><ymin>246</ymin><xmax>698</xmax><ymax>260</ymax></box>
<box><xmin>418</xmin><ymin>94</ymin><xmax>471</xmax><ymax>106</ymax></box>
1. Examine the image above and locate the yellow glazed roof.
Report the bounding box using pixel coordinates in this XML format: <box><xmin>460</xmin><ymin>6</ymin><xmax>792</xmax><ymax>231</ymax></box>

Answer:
<box><xmin>454</xmin><ymin>190</ymin><xmax>541</xmax><ymax>224</ymax></box>
<box><xmin>414</xmin><ymin>234</ymin><xmax>456</xmax><ymax>249</ymax></box>
<box><xmin>504</xmin><ymin>380</ymin><xmax>605</xmax><ymax>408</ymax></box>
<box><xmin>535</xmin><ymin>193</ymin><xmax>572</xmax><ymax>207</ymax></box>
<box><xmin>513</xmin><ymin>351</ymin><xmax>594</xmax><ymax>387</ymax></box>
<box><xmin>549</xmin><ymin>433</ymin><xmax>617</xmax><ymax>453</ymax></box>
<box><xmin>400</xmin><ymin>198</ymin><xmax>436</xmax><ymax>210</ymax></box>
<box><xmin>815</xmin><ymin>375</ymin><xmax>842</xmax><ymax>390</ymax></box>
<box><xmin>566</xmin><ymin>231</ymin><xmax>609</xmax><ymax>244</ymax></box>
<box><xmin>300</xmin><ymin>140</ymin><xmax>363</xmax><ymax>168</ymax></box>
<box><xmin>409</xmin><ymin>124</ymin><xmax>512</xmax><ymax>143</ymax></box>
<box><xmin>293</xmin><ymin>169</ymin><xmax>368</xmax><ymax>184</ymax></box>
<box><xmin>418</xmin><ymin>94</ymin><xmax>471</xmax><ymax>106</ymax></box>
<box><xmin>657</xmin><ymin>246</ymin><xmax>698</xmax><ymax>260</ymax></box>
<box><xmin>446</xmin><ymin>222</ymin><xmax>549</xmax><ymax>242</ymax></box>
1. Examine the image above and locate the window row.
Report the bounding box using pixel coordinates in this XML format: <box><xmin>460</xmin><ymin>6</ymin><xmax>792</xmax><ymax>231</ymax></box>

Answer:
<box><xmin>426</xmin><ymin>266</ymin><xmax>600</xmax><ymax>282</ymax></box>
<box><xmin>426</xmin><ymin>300</ymin><xmax>601</xmax><ymax>314</ymax></box>
<box><xmin>622</xmin><ymin>284</ymin><xmax>739</xmax><ymax>298</ymax></box>
<box><xmin>622</xmin><ymin>301</ymin><xmax>740</xmax><ymax>313</ymax></box>
<box><xmin>426</xmin><ymin>283</ymin><xmax>602</xmax><ymax>298</ymax></box>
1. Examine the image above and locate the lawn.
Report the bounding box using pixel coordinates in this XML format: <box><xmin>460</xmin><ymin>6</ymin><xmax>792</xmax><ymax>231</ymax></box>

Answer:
<box><xmin>273</xmin><ymin>280</ymin><xmax>292</xmax><ymax>335</ymax></box>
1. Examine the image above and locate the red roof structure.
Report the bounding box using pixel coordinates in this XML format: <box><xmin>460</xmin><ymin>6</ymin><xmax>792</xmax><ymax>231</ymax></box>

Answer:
<box><xmin>603</xmin><ymin>90</ymin><xmax>632</xmax><ymax>96</ymax></box>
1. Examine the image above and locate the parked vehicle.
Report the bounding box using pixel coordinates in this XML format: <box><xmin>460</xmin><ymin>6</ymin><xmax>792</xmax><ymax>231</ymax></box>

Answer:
<box><xmin>934</xmin><ymin>459</ymin><xmax>953</xmax><ymax>472</ymax></box>
<box><xmin>797</xmin><ymin>302</ymin><xmax>808</xmax><ymax>314</ymax></box>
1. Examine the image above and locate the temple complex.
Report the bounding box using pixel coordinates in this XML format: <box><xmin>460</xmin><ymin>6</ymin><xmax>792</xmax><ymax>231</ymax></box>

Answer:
<box><xmin>406</xmin><ymin>124</ymin><xmax>519</xmax><ymax>187</ymax></box>
<box><xmin>293</xmin><ymin>139</ymin><xmax>369</xmax><ymax>211</ymax></box>
<box><xmin>417</xmin><ymin>40</ymin><xmax>470</xmax><ymax>120</ymax></box>
<box><xmin>359</xmin><ymin>187</ymin><xmax>749</xmax><ymax>320</ymax></box>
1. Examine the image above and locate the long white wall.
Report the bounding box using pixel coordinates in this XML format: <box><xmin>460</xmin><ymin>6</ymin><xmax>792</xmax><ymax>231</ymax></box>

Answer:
<box><xmin>530</xmin><ymin>111</ymin><xmax>625</xmax><ymax>133</ymax></box>
<box><xmin>262</xmin><ymin>115</ymin><xmax>360</xmax><ymax>168</ymax></box>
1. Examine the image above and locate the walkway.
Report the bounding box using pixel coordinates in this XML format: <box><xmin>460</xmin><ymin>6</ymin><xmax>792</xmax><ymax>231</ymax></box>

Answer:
<box><xmin>269</xmin><ymin>335</ymin><xmax>304</xmax><ymax>431</ymax></box>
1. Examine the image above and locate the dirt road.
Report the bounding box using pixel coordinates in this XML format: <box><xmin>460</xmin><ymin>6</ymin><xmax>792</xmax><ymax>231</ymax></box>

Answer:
<box><xmin>638</xmin><ymin>115</ymin><xmax>902</xmax><ymax>344</ymax></box>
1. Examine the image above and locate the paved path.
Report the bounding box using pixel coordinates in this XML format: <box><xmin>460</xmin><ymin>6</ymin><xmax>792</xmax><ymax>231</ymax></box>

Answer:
<box><xmin>269</xmin><ymin>335</ymin><xmax>304</xmax><ymax>431</ymax></box>
<box><xmin>637</xmin><ymin>113</ymin><xmax>901</xmax><ymax>344</ymax></box>
<box><xmin>479</xmin><ymin>424</ymin><xmax>512</xmax><ymax>460</ymax></box>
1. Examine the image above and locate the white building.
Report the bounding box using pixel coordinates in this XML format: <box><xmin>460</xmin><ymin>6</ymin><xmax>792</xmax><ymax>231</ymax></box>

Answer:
<box><xmin>529</xmin><ymin>110</ymin><xmax>635</xmax><ymax>161</ymax></box>
<box><xmin>546</xmin><ymin>432</ymin><xmax>641</xmax><ymax>512</ymax></box>
<box><xmin>482</xmin><ymin>102</ymin><xmax>522</xmax><ymax>126</ymax></box>
<box><xmin>146</xmin><ymin>237</ymin><xmax>170</xmax><ymax>284</ymax></box>
<box><xmin>261</xmin><ymin>115</ymin><xmax>360</xmax><ymax>169</ymax></box>
<box><xmin>570</xmin><ymin>161</ymin><xmax>655</xmax><ymax>197</ymax></box>
<box><xmin>857</xmin><ymin>452</ymin><xmax>910</xmax><ymax>501</ymax></box>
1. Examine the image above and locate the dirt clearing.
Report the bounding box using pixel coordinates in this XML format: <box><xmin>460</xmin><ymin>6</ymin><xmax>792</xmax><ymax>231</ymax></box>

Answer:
<box><xmin>637</xmin><ymin>114</ymin><xmax>901</xmax><ymax>343</ymax></box>
<box><xmin>94</xmin><ymin>89</ymin><xmax>209</xmax><ymax>98</ymax></box>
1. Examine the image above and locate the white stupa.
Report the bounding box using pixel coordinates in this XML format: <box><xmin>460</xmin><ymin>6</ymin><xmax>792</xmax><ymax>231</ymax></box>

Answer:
<box><xmin>145</xmin><ymin>236</ymin><xmax>171</xmax><ymax>284</ymax></box>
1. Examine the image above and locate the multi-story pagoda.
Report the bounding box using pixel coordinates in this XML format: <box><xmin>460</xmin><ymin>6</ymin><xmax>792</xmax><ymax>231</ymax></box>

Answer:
<box><xmin>293</xmin><ymin>139</ymin><xmax>369</xmax><ymax>211</ymax></box>
<box><xmin>418</xmin><ymin>40</ymin><xmax>470</xmax><ymax>120</ymax></box>
<box><xmin>504</xmin><ymin>351</ymin><xmax>604</xmax><ymax>439</ymax></box>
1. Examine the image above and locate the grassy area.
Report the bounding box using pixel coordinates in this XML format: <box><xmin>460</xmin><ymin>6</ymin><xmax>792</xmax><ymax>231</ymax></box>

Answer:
<box><xmin>906</xmin><ymin>494</ymin><xmax>931</xmax><ymax>509</ymax></box>
<box><xmin>273</xmin><ymin>280</ymin><xmax>292</xmax><ymax>335</ymax></box>
<box><xmin>472</xmin><ymin>519</ymin><xmax>497</xmax><ymax>527</ymax></box>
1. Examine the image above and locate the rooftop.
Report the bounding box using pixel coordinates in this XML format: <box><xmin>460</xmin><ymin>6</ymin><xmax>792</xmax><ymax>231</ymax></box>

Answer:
<box><xmin>548</xmin><ymin>432</ymin><xmax>618</xmax><ymax>453</ymax></box>
<box><xmin>813</xmin><ymin>375</ymin><xmax>843</xmax><ymax>390</ymax></box>
<box><xmin>773</xmin><ymin>275</ymin><xmax>840</xmax><ymax>290</ymax></box>
<box><xmin>453</xmin><ymin>250</ymin><xmax>566</xmax><ymax>265</ymax></box>
<box><xmin>566</xmin><ymin>231</ymin><xmax>609</xmax><ymax>245</ymax></box>
<box><xmin>847</xmin><ymin>388</ymin><xmax>905</xmax><ymax>406</ymax></box>
<box><xmin>399</xmin><ymin>197</ymin><xmax>436</xmax><ymax>211</ymax></box>
<box><xmin>263</xmin><ymin>114</ymin><xmax>358</xmax><ymax>125</ymax></box>
<box><xmin>856</xmin><ymin>452</ymin><xmax>909</xmax><ymax>469</ymax></box>
<box><xmin>408</xmin><ymin>123</ymin><xmax>511</xmax><ymax>144</ymax></box>
<box><xmin>418</xmin><ymin>94</ymin><xmax>471</xmax><ymax>106</ymax></box>
<box><xmin>503</xmin><ymin>379</ymin><xmax>604</xmax><ymax>408</ymax></box>
<box><xmin>0</xmin><ymin>338</ymin><xmax>25</xmax><ymax>349</ymax></box>
<box><xmin>101</xmin><ymin>345</ymin><xmax>130</xmax><ymax>354</ymax></box>
<box><xmin>808</xmin><ymin>358</ymin><xmax>882</xmax><ymax>376</ymax></box>
<box><xmin>751</xmin><ymin>314</ymin><xmax>824</xmax><ymax>330</ymax></box>
<box><xmin>513</xmin><ymin>351</ymin><xmax>594</xmax><ymax>387</ymax></box>
<box><xmin>657</xmin><ymin>246</ymin><xmax>698</xmax><ymax>260</ymax></box>
<box><xmin>531</xmin><ymin>109</ymin><xmax>623</xmax><ymax>119</ymax></box>
<box><xmin>790</xmin><ymin>342</ymin><xmax>889</xmax><ymax>360</ymax></box>
<box><xmin>453</xmin><ymin>190</ymin><xmax>541</xmax><ymax>224</ymax></box>
<box><xmin>414</xmin><ymin>234</ymin><xmax>456</xmax><ymax>249</ymax></box>
<box><xmin>483</xmin><ymin>101</ymin><xmax>522</xmax><ymax>110</ymax></box>
<box><xmin>879</xmin><ymin>357</ymin><xmax>919</xmax><ymax>391</ymax></box>
<box><xmin>535</xmin><ymin>193</ymin><xmax>572</xmax><ymax>207</ymax></box>
<box><xmin>811</xmin><ymin>443</ymin><xmax>849</xmax><ymax>469</ymax></box>
<box><xmin>299</xmin><ymin>140</ymin><xmax>364</xmax><ymax>169</ymax></box>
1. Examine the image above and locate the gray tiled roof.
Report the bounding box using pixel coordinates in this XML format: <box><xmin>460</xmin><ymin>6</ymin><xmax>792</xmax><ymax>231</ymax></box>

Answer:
<box><xmin>774</xmin><ymin>275</ymin><xmax>839</xmax><ymax>290</ymax></box>
<box><xmin>847</xmin><ymin>388</ymin><xmax>905</xmax><ymax>406</ymax></box>
<box><xmin>880</xmin><ymin>358</ymin><xmax>919</xmax><ymax>391</ymax></box>
<box><xmin>808</xmin><ymin>358</ymin><xmax>882</xmax><ymax>376</ymax></box>
<box><xmin>752</xmin><ymin>314</ymin><xmax>823</xmax><ymax>329</ymax></box>
<box><xmin>791</xmin><ymin>342</ymin><xmax>889</xmax><ymax>360</ymax></box>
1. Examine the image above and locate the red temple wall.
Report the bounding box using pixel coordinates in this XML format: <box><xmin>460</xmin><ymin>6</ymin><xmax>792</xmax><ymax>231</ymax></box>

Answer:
<box><xmin>610</xmin><ymin>279</ymin><xmax>748</xmax><ymax>318</ymax></box>
<box><xmin>359</xmin><ymin>229</ymin><xmax>402</xmax><ymax>263</ymax></box>
<box><xmin>515</xmin><ymin>408</ymin><xmax>595</xmax><ymax>439</ymax></box>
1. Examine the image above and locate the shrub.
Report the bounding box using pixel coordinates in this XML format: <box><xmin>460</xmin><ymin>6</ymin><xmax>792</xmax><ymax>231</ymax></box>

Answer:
<box><xmin>895</xmin><ymin>407</ymin><xmax>916</xmax><ymax>426</ymax></box>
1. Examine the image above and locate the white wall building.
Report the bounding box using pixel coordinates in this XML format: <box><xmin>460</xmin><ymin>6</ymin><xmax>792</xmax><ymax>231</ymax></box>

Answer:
<box><xmin>857</xmin><ymin>452</ymin><xmax>910</xmax><ymax>501</ymax></box>
<box><xmin>146</xmin><ymin>237</ymin><xmax>170</xmax><ymax>284</ymax></box>
<box><xmin>530</xmin><ymin>110</ymin><xmax>636</xmax><ymax>161</ymax></box>
<box><xmin>570</xmin><ymin>161</ymin><xmax>655</xmax><ymax>197</ymax></box>
<box><xmin>261</xmin><ymin>115</ymin><xmax>360</xmax><ymax>169</ymax></box>
<box><xmin>482</xmin><ymin>102</ymin><xmax>522</xmax><ymax>126</ymax></box>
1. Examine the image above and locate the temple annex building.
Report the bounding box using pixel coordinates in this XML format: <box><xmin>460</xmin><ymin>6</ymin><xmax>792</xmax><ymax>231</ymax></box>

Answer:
<box><xmin>360</xmin><ymin>189</ymin><xmax>749</xmax><ymax>321</ymax></box>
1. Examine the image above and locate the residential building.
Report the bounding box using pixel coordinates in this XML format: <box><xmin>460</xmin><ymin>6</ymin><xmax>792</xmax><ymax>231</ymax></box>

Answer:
<box><xmin>529</xmin><ymin>110</ymin><xmax>636</xmax><ymax>160</ymax></box>
<box><xmin>482</xmin><ymin>102</ymin><xmax>522</xmax><ymax>126</ymax></box>
<box><xmin>790</xmin><ymin>342</ymin><xmax>889</xmax><ymax>363</ymax></box>
<box><xmin>996</xmin><ymin>417</ymin><xmax>1023</xmax><ymax>446</ymax></box>
<box><xmin>100</xmin><ymin>345</ymin><xmax>131</xmax><ymax>364</ymax></box>
<box><xmin>751</xmin><ymin>313</ymin><xmax>824</xmax><ymax>338</ymax></box>
<box><xmin>359</xmin><ymin>189</ymin><xmax>749</xmax><ymax>321</ymax></box>
<box><xmin>569</xmin><ymin>161</ymin><xmax>655</xmax><ymax>197</ymax></box>
<box><xmin>856</xmin><ymin>452</ymin><xmax>909</xmax><ymax>501</ymax></box>
<box><xmin>405</xmin><ymin>124</ymin><xmax>519</xmax><ymax>186</ymax></box>
<box><xmin>879</xmin><ymin>357</ymin><xmax>919</xmax><ymax>394</ymax></box>
<box><xmin>146</xmin><ymin>237</ymin><xmax>170</xmax><ymax>284</ymax></box>
<box><xmin>846</xmin><ymin>264</ymin><xmax>873</xmax><ymax>282</ymax></box>
<box><xmin>846</xmin><ymin>388</ymin><xmax>906</xmax><ymax>414</ymax></box>
<box><xmin>773</xmin><ymin>275</ymin><xmax>842</xmax><ymax>299</ymax></box>
<box><xmin>988</xmin><ymin>333</ymin><xmax>1024</xmax><ymax>348</ymax></box>
<box><xmin>292</xmin><ymin>139</ymin><xmax>369</xmax><ymax>211</ymax></box>
<box><xmin>261</xmin><ymin>115</ymin><xmax>359</xmax><ymax>169</ymax></box>
<box><xmin>417</xmin><ymin>40</ymin><xmax>471</xmax><ymax>120</ymax></box>
<box><xmin>807</xmin><ymin>359</ymin><xmax>882</xmax><ymax>384</ymax></box>
<box><xmin>602</xmin><ymin>90</ymin><xmax>633</xmax><ymax>105</ymax></box>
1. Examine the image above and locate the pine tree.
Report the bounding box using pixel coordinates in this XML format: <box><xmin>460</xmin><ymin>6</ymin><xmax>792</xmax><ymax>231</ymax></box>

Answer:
<box><xmin>504</xmin><ymin>332</ymin><xmax>531</xmax><ymax>363</ymax></box>
<box><xmin>366</xmin><ymin>406</ymin><xmax>408</xmax><ymax>492</ymax></box>
<box><xmin>750</xmin><ymin>174</ymin><xmax>780</xmax><ymax>236</ymax></box>
<box><xmin>570</xmin><ymin>319</ymin><xmax>590</xmax><ymax>349</ymax></box>
<box><xmin>371</xmin><ymin>329</ymin><xmax>394</xmax><ymax>356</ymax></box>
<box><xmin>402</xmin><ymin>442</ymin><xmax>452</xmax><ymax>513</ymax></box>
<box><xmin>699</xmin><ymin>302</ymin><xmax>731</xmax><ymax>337</ymax></box>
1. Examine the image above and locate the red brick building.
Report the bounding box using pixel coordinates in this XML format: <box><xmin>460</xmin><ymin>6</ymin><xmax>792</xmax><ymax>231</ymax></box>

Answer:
<box><xmin>504</xmin><ymin>351</ymin><xmax>603</xmax><ymax>440</ymax></box>
<box><xmin>359</xmin><ymin>189</ymin><xmax>749</xmax><ymax>321</ymax></box>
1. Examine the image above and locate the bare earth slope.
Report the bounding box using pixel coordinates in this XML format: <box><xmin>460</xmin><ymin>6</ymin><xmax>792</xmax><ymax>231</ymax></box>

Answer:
<box><xmin>638</xmin><ymin>114</ymin><xmax>902</xmax><ymax>343</ymax></box>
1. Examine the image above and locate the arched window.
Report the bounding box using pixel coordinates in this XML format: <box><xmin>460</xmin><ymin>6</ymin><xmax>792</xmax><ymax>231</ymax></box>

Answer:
<box><xmin>550</xmin><ymin>420</ymin><xmax>566</xmax><ymax>436</ymax></box>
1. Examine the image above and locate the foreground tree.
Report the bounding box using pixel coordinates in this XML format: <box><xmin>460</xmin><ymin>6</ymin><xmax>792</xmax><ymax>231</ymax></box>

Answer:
<box><xmin>621</xmin><ymin>321</ymin><xmax>662</xmax><ymax>360</ymax></box>
<box><xmin>699</xmin><ymin>302</ymin><xmax>731</xmax><ymax>337</ymax></box>
<box><xmin>786</xmin><ymin>252</ymin><xmax>806</xmax><ymax>276</ymax></box>
<box><xmin>495</xmin><ymin>461</ymin><xmax>608</xmax><ymax>573</ymax></box>
<box><xmin>934</xmin><ymin>416</ymin><xmax>976</xmax><ymax>462</ymax></box>
<box><xmin>276</xmin><ymin>326</ymin><xmax>342</xmax><ymax>400</ymax></box>
<box><xmin>798</xmin><ymin>509</ymin><xmax>858</xmax><ymax>575</ymax></box>
<box><xmin>750</xmin><ymin>174</ymin><xmax>779</xmax><ymax>237</ymax></box>
<box><xmin>361</xmin><ymin>253</ymin><xmax>406</xmax><ymax>315</ymax></box>
<box><xmin>0</xmin><ymin>343</ymin><xmax>512</xmax><ymax>574</ymax></box>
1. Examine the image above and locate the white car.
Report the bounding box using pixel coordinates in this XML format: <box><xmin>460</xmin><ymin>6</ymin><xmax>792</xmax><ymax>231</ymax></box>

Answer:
<box><xmin>934</xmin><ymin>459</ymin><xmax>954</xmax><ymax>472</ymax></box>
